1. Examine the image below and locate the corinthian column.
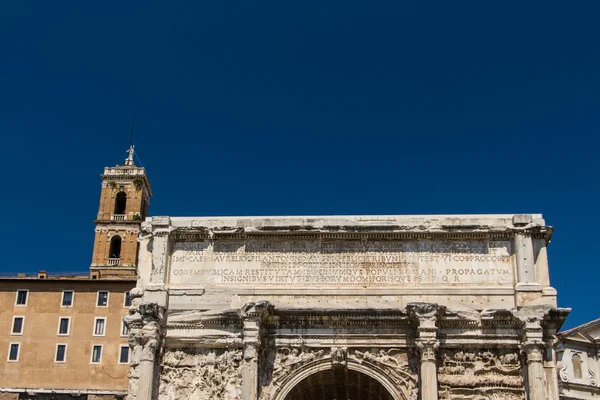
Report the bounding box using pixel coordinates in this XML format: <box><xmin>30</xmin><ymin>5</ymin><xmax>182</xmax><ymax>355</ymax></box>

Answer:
<box><xmin>520</xmin><ymin>315</ymin><xmax>546</xmax><ymax>400</ymax></box>
<box><xmin>407</xmin><ymin>303</ymin><xmax>445</xmax><ymax>400</ymax></box>
<box><xmin>416</xmin><ymin>339</ymin><xmax>440</xmax><ymax>400</ymax></box>
<box><xmin>123</xmin><ymin>288</ymin><xmax>144</xmax><ymax>400</ymax></box>
<box><xmin>136</xmin><ymin>303</ymin><xmax>163</xmax><ymax>400</ymax></box>
<box><xmin>523</xmin><ymin>340</ymin><xmax>545</xmax><ymax>400</ymax></box>
<box><xmin>543</xmin><ymin>335</ymin><xmax>560</xmax><ymax>400</ymax></box>
<box><xmin>239</xmin><ymin>301</ymin><xmax>272</xmax><ymax>400</ymax></box>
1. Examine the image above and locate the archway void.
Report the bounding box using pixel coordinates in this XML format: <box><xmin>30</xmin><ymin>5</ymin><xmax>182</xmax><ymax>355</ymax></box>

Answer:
<box><xmin>284</xmin><ymin>368</ymin><xmax>395</xmax><ymax>400</ymax></box>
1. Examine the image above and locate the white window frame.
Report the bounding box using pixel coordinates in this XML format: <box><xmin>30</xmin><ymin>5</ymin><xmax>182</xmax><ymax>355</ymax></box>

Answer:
<box><xmin>54</xmin><ymin>343</ymin><xmax>68</xmax><ymax>363</ymax></box>
<box><xmin>118</xmin><ymin>345</ymin><xmax>130</xmax><ymax>364</ymax></box>
<box><xmin>7</xmin><ymin>342</ymin><xmax>20</xmax><ymax>362</ymax></box>
<box><xmin>61</xmin><ymin>290</ymin><xmax>75</xmax><ymax>307</ymax></box>
<box><xmin>93</xmin><ymin>317</ymin><xmax>106</xmax><ymax>337</ymax></box>
<box><xmin>96</xmin><ymin>290</ymin><xmax>109</xmax><ymax>307</ymax></box>
<box><xmin>15</xmin><ymin>289</ymin><xmax>29</xmax><ymax>306</ymax></box>
<box><xmin>123</xmin><ymin>291</ymin><xmax>131</xmax><ymax>307</ymax></box>
<box><xmin>11</xmin><ymin>316</ymin><xmax>25</xmax><ymax>336</ymax></box>
<box><xmin>90</xmin><ymin>344</ymin><xmax>103</xmax><ymax>364</ymax></box>
<box><xmin>120</xmin><ymin>319</ymin><xmax>129</xmax><ymax>337</ymax></box>
<box><xmin>57</xmin><ymin>316</ymin><xmax>71</xmax><ymax>336</ymax></box>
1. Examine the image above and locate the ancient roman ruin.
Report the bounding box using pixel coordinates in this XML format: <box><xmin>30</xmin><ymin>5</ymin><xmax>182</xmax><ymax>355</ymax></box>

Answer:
<box><xmin>123</xmin><ymin>214</ymin><xmax>571</xmax><ymax>400</ymax></box>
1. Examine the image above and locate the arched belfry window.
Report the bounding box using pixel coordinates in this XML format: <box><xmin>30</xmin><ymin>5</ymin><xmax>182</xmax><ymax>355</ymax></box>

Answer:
<box><xmin>114</xmin><ymin>192</ymin><xmax>127</xmax><ymax>215</ymax></box>
<box><xmin>572</xmin><ymin>354</ymin><xmax>583</xmax><ymax>379</ymax></box>
<box><xmin>109</xmin><ymin>236</ymin><xmax>122</xmax><ymax>259</ymax></box>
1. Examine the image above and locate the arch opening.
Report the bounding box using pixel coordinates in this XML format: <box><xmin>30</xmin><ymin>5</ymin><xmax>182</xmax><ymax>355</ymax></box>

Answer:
<box><xmin>284</xmin><ymin>368</ymin><xmax>395</xmax><ymax>400</ymax></box>
<box><xmin>109</xmin><ymin>235</ymin><xmax>122</xmax><ymax>259</ymax></box>
<box><xmin>114</xmin><ymin>192</ymin><xmax>127</xmax><ymax>214</ymax></box>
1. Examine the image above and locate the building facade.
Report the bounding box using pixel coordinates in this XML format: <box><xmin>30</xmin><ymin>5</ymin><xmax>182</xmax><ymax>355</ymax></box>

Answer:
<box><xmin>0</xmin><ymin>276</ymin><xmax>134</xmax><ymax>399</ymax></box>
<box><xmin>124</xmin><ymin>214</ymin><xmax>570</xmax><ymax>400</ymax></box>
<box><xmin>555</xmin><ymin>319</ymin><xmax>600</xmax><ymax>400</ymax></box>
<box><xmin>0</xmin><ymin>149</ymin><xmax>150</xmax><ymax>400</ymax></box>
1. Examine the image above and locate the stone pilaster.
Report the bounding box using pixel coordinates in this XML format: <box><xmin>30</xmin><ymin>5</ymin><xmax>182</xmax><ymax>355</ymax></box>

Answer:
<box><xmin>239</xmin><ymin>301</ymin><xmax>272</xmax><ymax>400</ymax></box>
<box><xmin>147</xmin><ymin>217</ymin><xmax>173</xmax><ymax>284</ymax></box>
<box><xmin>407</xmin><ymin>303</ymin><xmax>445</xmax><ymax>400</ymax></box>
<box><xmin>513</xmin><ymin>215</ymin><xmax>542</xmax><ymax>305</ymax></box>
<box><xmin>515</xmin><ymin>232</ymin><xmax>535</xmax><ymax>284</ymax></box>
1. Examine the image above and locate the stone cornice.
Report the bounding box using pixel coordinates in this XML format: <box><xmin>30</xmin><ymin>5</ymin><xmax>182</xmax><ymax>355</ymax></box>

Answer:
<box><xmin>140</xmin><ymin>213</ymin><xmax>554</xmax><ymax>242</ymax></box>
<box><xmin>163</xmin><ymin>307</ymin><xmax>563</xmax><ymax>332</ymax></box>
<box><xmin>169</xmin><ymin>229</ymin><xmax>548</xmax><ymax>242</ymax></box>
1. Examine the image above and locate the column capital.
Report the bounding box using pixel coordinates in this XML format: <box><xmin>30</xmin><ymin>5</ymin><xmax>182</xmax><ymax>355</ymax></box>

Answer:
<box><xmin>139</xmin><ymin>302</ymin><xmax>162</xmax><ymax>323</ymax></box>
<box><xmin>521</xmin><ymin>341</ymin><xmax>544</xmax><ymax>364</ymax></box>
<box><xmin>416</xmin><ymin>339</ymin><xmax>440</xmax><ymax>362</ymax></box>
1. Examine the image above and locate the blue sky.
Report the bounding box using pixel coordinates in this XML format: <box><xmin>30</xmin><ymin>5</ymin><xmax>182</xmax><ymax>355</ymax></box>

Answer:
<box><xmin>0</xmin><ymin>2</ymin><xmax>598</xmax><ymax>329</ymax></box>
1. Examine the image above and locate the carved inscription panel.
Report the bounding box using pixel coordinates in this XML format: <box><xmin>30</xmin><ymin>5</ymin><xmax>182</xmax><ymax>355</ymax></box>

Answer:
<box><xmin>168</xmin><ymin>239</ymin><xmax>515</xmax><ymax>288</ymax></box>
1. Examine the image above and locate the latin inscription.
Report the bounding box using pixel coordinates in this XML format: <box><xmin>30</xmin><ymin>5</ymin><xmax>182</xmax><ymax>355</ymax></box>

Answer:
<box><xmin>168</xmin><ymin>240</ymin><xmax>514</xmax><ymax>287</ymax></box>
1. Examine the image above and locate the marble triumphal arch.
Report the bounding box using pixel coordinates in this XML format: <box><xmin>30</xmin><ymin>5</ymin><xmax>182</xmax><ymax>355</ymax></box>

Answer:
<box><xmin>123</xmin><ymin>214</ymin><xmax>569</xmax><ymax>400</ymax></box>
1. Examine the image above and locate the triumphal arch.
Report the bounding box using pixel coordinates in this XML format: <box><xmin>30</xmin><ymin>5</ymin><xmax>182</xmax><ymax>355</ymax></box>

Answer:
<box><xmin>123</xmin><ymin>214</ymin><xmax>569</xmax><ymax>400</ymax></box>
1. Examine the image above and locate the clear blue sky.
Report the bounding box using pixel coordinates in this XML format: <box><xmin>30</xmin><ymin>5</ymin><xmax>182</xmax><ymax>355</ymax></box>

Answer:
<box><xmin>0</xmin><ymin>2</ymin><xmax>598</xmax><ymax>329</ymax></box>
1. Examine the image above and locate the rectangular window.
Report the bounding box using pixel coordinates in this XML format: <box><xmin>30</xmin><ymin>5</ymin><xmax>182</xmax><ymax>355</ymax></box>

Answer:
<box><xmin>8</xmin><ymin>343</ymin><xmax>20</xmax><ymax>362</ymax></box>
<box><xmin>97</xmin><ymin>291</ymin><xmax>108</xmax><ymax>307</ymax></box>
<box><xmin>121</xmin><ymin>320</ymin><xmax>129</xmax><ymax>337</ymax></box>
<box><xmin>124</xmin><ymin>291</ymin><xmax>131</xmax><ymax>307</ymax></box>
<box><xmin>94</xmin><ymin>317</ymin><xmax>106</xmax><ymax>336</ymax></box>
<box><xmin>119</xmin><ymin>345</ymin><xmax>130</xmax><ymax>364</ymax></box>
<box><xmin>11</xmin><ymin>317</ymin><xmax>24</xmax><ymax>335</ymax></box>
<box><xmin>62</xmin><ymin>291</ymin><xmax>74</xmax><ymax>307</ymax></box>
<box><xmin>58</xmin><ymin>317</ymin><xmax>70</xmax><ymax>336</ymax></box>
<box><xmin>15</xmin><ymin>290</ymin><xmax>28</xmax><ymax>306</ymax></box>
<box><xmin>55</xmin><ymin>344</ymin><xmax>67</xmax><ymax>363</ymax></box>
<box><xmin>91</xmin><ymin>345</ymin><xmax>102</xmax><ymax>363</ymax></box>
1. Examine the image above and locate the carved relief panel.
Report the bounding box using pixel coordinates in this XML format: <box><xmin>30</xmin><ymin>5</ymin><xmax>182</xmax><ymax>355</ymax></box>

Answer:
<box><xmin>437</xmin><ymin>348</ymin><xmax>525</xmax><ymax>400</ymax></box>
<box><xmin>353</xmin><ymin>348</ymin><xmax>418</xmax><ymax>400</ymax></box>
<box><xmin>159</xmin><ymin>348</ymin><xmax>243</xmax><ymax>400</ymax></box>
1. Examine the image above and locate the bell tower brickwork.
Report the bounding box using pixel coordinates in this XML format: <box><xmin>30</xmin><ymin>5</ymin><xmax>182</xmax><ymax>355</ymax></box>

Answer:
<box><xmin>90</xmin><ymin>147</ymin><xmax>152</xmax><ymax>279</ymax></box>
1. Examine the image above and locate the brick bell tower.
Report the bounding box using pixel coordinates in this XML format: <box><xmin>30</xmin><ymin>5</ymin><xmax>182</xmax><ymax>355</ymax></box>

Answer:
<box><xmin>90</xmin><ymin>145</ymin><xmax>152</xmax><ymax>279</ymax></box>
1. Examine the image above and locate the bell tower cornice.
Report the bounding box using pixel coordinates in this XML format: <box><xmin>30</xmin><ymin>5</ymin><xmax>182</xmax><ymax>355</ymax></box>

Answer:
<box><xmin>101</xmin><ymin>165</ymin><xmax>153</xmax><ymax>197</ymax></box>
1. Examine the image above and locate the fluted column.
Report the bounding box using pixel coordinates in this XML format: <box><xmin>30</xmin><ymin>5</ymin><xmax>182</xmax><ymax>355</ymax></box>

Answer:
<box><xmin>407</xmin><ymin>303</ymin><xmax>445</xmax><ymax>400</ymax></box>
<box><xmin>239</xmin><ymin>301</ymin><xmax>272</xmax><ymax>400</ymax></box>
